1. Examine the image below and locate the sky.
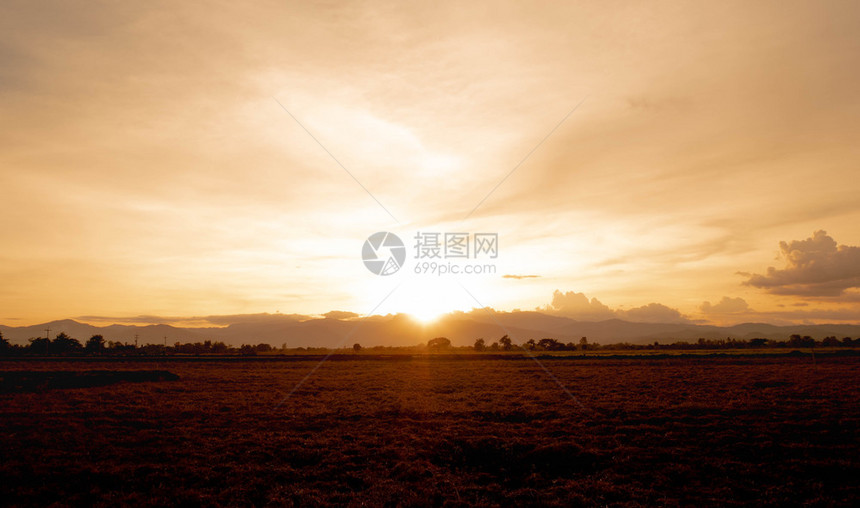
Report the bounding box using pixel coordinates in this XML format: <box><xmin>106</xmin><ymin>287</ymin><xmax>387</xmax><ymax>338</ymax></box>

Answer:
<box><xmin>2</xmin><ymin>0</ymin><xmax>860</xmax><ymax>327</ymax></box>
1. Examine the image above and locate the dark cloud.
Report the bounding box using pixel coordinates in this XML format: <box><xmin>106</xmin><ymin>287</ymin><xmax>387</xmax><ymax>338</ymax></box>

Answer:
<box><xmin>743</xmin><ymin>231</ymin><xmax>860</xmax><ymax>296</ymax></box>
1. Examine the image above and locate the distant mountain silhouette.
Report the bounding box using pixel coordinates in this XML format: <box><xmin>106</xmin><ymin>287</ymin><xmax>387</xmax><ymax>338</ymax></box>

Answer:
<box><xmin>3</xmin><ymin>311</ymin><xmax>859</xmax><ymax>348</ymax></box>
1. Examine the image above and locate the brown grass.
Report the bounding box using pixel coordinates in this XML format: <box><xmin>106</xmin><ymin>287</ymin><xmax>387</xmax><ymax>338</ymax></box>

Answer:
<box><xmin>1</xmin><ymin>356</ymin><xmax>858</xmax><ymax>506</ymax></box>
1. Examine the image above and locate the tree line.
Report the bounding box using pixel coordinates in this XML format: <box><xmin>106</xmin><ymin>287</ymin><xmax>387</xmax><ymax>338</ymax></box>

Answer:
<box><xmin>0</xmin><ymin>331</ymin><xmax>279</xmax><ymax>356</ymax></box>
<box><xmin>1</xmin><ymin>329</ymin><xmax>858</xmax><ymax>357</ymax></box>
<box><xmin>470</xmin><ymin>334</ymin><xmax>859</xmax><ymax>351</ymax></box>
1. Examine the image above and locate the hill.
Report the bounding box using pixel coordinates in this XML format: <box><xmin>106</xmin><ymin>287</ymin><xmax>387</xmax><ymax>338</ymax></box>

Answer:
<box><xmin>3</xmin><ymin>312</ymin><xmax>859</xmax><ymax>348</ymax></box>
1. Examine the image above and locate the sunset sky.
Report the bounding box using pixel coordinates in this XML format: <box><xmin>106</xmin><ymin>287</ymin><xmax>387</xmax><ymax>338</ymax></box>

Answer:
<box><xmin>2</xmin><ymin>1</ymin><xmax>860</xmax><ymax>327</ymax></box>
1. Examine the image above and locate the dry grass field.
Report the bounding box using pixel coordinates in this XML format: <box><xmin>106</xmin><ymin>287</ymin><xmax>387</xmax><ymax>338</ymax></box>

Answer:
<box><xmin>2</xmin><ymin>355</ymin><xmax>859</xmax><ymax>506</ymax></box>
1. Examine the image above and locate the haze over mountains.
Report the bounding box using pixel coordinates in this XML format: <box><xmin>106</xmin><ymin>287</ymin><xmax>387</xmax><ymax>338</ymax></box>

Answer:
<box><xmin>3</xmin><ymin>311</ymin><xmax>860</xmax><ymax>348</ymax></box>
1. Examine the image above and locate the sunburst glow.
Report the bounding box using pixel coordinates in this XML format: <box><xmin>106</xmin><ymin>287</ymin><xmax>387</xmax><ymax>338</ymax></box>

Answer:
<box><xmin>388</xmin><ymin>278</ymin><xmax>473</xmax><ymax>324</ymax></box>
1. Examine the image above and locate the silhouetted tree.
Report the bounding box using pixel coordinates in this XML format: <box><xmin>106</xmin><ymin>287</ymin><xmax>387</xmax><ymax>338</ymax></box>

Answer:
<box><xmin>474</xmin><ymin>338</ymin><xmax>486</xmax><ymax>351</ymax></box>
<box><xmin>538</xmin><ymin>338</ymin><xmax>563</xmax><ymax>351</ymax></box>
<box><xmin>28</xmin><ymin>337</ymin><xmax>51</xmax><ymax>355</ymax></box>
<box><xmin>579</xmin><ymin>337</ymin><xmax>588</xmax><ymax>350</ymax></box>
<box><xmin>85</xmin><ymin>334</ymin><xmax>106</xmax><ymax>352</ymax></box>
<box><xmin>427</xmin><ymin>337</ymin><xmax>451</xmax><ymax>350</ymax></box>
<box><xmin>489</xmin><ymin>341</ymin><xmax>500</xmax><ymax>351</ymax></box>
<box><xmin>524</xmin><ymin>339</ymin><xmax>536</xmax><ymax>351</ymax></box>
<box><xmin>822</xmin><ymin>336</ymin><xmax>841</xmax><ymax>347</ymax></box>
<box><xmin>499</xmin><ymin>335</ymin><xmax>512</xmax><ymax>351</ymax></box>
<box><xmin>788</xmin><ymin>334</ymin><xmax>815</xmax><ymax>348</ymax></box>
<box><xmin>0</xmin><ymin>330</ymin><xmax>11</xmax><ymax>355</ymax></box>
<box><xmin>51</xmin><ymin>333</ymin><xmax>83</xmax><ymax>354</ymax></box>
<box><xmin>353</xmin><ymin>343</ymin><xmax>362</xmax><ymax>353</ymax></box>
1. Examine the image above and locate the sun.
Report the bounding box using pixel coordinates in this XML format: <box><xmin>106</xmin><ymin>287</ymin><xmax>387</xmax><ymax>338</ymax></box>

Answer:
<box><xmin>393</xmin><ymin>278</ymin><xmax>471</xmax><ymax>324</ymax></box>
<box><xmin>407</xmin><ymin>305</ymin><xmax>447</xmax><ymax>325</ymax></box>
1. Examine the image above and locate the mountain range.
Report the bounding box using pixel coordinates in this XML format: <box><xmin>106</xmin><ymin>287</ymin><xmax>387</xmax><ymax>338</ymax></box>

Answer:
<box><xmin>3</xmin><ymin>311</ymin><xmax>860</xmax><ymax>348</ymax></box>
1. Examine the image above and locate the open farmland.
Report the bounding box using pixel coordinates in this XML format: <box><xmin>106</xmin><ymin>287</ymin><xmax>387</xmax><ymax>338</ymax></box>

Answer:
<box><xmin>1</xmin><ymin>356</ymin><xmax>859</xmax><ymax>506</ymax></box>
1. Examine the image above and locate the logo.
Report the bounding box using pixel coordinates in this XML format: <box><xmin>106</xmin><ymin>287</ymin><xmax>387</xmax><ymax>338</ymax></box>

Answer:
<box><xmin>362</xmin><ymin>232</ymin><xmax>406</xmax><ymax>275</ymax></box>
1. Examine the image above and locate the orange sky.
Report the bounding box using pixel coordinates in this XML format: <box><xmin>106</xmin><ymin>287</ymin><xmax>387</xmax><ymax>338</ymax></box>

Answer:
<box><xmin>2</xmin><ymin>1</ymin><xmax>860</xmax><ymax>327</ymax></box>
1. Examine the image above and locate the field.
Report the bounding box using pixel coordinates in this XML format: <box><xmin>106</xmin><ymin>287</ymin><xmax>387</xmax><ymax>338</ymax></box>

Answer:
<box><xmin>1</xmin><ymin>355</ymin><xmax>859</xmax><ymax>506</ymax></box>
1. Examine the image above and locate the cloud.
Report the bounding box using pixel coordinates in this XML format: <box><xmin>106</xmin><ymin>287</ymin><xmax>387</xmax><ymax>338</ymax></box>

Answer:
<box><xmin>76</xmin><ymin>313</ymin><xmax>313</xmax><ymax>327</ymax></box>
<box><xmin>541</xmin><ymin>290</ymin><xmax>690</xmax><ymax>323</ymax></box>
<box><xmin>323</xmin><ymin>310</ymin><xmax>360</xmax><ymax>320</ymax></box>
<box><xmin>700</xmin><ymin>297</ymin><xmax>751</xmax><ymax>314</ymax></box>
<box><xmin>77</xmin><ymin>315</ymin><xmax>202</xmax><ymax>326</ymax></box>
<box><xmin>742</xmin><ymin>231</ymin><xmax>860</xmax><ymax>296</ymax></box>
<box><xmin>541</xmin><ymin>290</ymin><xmax>616</xmax><ymax>321</ymax></box>
<box><xmin>618</xmin><ymin>303</ymin><xmax>691</xmax><ymax>324</ymax></box>
<box><xmin>503</xmin><ymin>274</ymin><xmax>541</xmax><ymax>280</ymax></box>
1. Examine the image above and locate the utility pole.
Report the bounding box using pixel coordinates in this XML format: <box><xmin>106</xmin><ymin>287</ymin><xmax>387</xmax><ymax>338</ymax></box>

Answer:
<box><xmin>44</xmin><ymin>328</ymin><xmax>51</xmax><ymax>340</ymax></box>
<box><xmin>134</xmin><ymin>334</ymin><xmax>139</xmax><ymax>348</ymax></box>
